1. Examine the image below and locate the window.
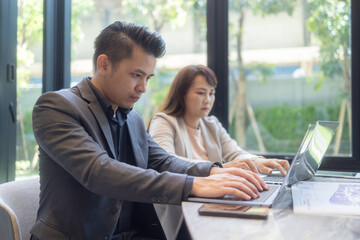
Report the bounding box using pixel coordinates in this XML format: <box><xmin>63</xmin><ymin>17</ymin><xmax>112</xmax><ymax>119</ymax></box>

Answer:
<box><xmin>227</xmin><ymin>0</ymin><xmax>352</xmax><ymax>161</ymax></box>
<box><xmin>1</xmin><ymin>0</ymin><xmax>359</xmax><ymax>182</ymax></box>
<box><xmin>16</xmin><ymin>0</ymin><xmax>43</xmax><ymax>178</ymax></box>
<box><xmin>70</xmin><ymin>0</ymin><xmax>207</xmax><ymax>124</ymax></box>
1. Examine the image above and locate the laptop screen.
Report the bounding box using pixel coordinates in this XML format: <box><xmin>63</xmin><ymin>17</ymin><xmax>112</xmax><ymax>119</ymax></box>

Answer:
<box><xmin>305</xmin><ymin>121</ymin><xmax>339</xmax><ymax>173</ymax></box>
<box><xmin>285</xmin><ymin>121</ymin><xmax>339</xmax><ymax>186</ymax></box>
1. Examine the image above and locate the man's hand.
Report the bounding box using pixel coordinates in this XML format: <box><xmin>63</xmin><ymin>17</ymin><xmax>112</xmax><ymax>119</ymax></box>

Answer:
<box><xmin>210</xmin><ymin>167</ymin><xmax>268</xmax><ymax>191</ymax></box>
<box><xmin>190</xmin><ymin>168</ymin><xmax>269</xmax><ymax>200</ymax></box>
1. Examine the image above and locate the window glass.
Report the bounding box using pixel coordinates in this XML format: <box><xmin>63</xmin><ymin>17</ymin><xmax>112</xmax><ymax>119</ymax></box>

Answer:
<box><xmin>228</xmin><ymin>0</ymin><xmax>351</xmax><ymax>156</ymax></box>
<box><xmin>70</xmin><ymin>0</ymin><xmax>207</xmax><ymax>124</ymax></box>
<box><xmin>16</xmin><ymin>0</ymin><xmax>43</xmax><ymax>178</ymax></box>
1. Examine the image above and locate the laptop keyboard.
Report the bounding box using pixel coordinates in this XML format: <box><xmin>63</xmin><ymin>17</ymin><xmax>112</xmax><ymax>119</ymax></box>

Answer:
<box><xmin>262</xmin><ymin>175</ymin><xmax>284</xmax><ymax>184</ymax></box>
<box><xmin>250</xmin><ymin>185</ymin><xmax>280</xmax><ymax>202</ymax></box>
<box><xmin>222</xmin><ymin>185</ymin><xmax>280</xmax><ymax>202</ymax></box>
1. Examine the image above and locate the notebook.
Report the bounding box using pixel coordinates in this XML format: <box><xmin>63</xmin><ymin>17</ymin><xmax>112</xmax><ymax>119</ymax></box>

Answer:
<box><xmin>188</xmin><ymin>121</ymin><xmax>339</xmax><ymax>207</ymax></box>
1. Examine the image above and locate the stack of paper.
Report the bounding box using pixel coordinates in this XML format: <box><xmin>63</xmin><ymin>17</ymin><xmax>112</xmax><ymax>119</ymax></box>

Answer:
<box><xmin>292</xmin><ymin>181</ymin><xmax>360</xmax><ymax>216</ymax></box>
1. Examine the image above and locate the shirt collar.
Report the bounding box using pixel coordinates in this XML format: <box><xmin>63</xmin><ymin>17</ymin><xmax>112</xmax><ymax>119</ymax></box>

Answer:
<box><xmin>87</xmin><ymin>78</ymin><xmax>132</xmax><ymax>125</ymax></box>
<box><xmin>116</xmin><ymin>107</ymin><xmax>131</xmax><ymax>126</ymax></box>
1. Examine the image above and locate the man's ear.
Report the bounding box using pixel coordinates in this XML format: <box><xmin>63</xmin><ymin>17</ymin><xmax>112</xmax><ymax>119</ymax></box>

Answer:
<box><xmin>97</xmin><ymin>54</ymin><xmax>110</xmax><ymax>74</ymax></box>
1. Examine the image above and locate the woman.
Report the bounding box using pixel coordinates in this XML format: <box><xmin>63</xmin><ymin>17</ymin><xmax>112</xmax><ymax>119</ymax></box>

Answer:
<box><xmin>149</xmin><ymin>65</ymin><xmax>289</xmax><ymax>174</ymax></box>
<box><xmin>148</xmin><ymin>65</ymin><xmax>289</xmax><ymax>240</ymax></box>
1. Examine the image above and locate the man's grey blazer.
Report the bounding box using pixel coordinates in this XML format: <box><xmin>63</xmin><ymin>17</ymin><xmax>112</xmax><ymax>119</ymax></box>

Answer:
<box><xmin>30</xmin><ymin>78</ymin><xmax>214</xmax><ymax>240</ymax></box>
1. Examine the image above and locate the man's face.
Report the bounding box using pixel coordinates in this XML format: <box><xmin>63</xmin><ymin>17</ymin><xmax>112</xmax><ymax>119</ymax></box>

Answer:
<box><xmin>97</xmin><ymin>47</ymin><xmax>156</xmax><ymax>109</ymax></box>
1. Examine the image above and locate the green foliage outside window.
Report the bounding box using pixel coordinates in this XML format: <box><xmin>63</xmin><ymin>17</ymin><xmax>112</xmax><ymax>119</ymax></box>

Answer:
<box><xmin>16</xmin><ymin>0</ymin><xmax>95</xmax><ymax>178</ymax></box>
<box><xmin>241</xmin><ymin>102</ymin><xmax>350</xmax><ymax>154</ymax></box>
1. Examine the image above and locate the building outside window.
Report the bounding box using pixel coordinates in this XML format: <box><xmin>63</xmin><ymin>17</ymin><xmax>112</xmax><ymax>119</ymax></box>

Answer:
<box><xmin>227</xmin><ymin>0</ymin><xmax>351</xmax><ymax>159</ymax></box>
<box><xmin>70</xmin><ymin>0</ymin><xmax>207</xmax><ymax>125</ymax></box>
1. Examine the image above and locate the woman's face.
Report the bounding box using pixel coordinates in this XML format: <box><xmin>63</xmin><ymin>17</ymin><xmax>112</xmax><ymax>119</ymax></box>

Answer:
<box><xmin>184</xmin><ymin>75</ymin><xmax>215</xmax><ymax>121</ymax></box>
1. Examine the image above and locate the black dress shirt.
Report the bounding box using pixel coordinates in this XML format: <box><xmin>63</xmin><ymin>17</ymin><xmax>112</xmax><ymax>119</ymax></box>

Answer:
<box><xmin>88</xmin><ymin>79</ymin><xmax>134</xmax><ymax>234</ymax></box>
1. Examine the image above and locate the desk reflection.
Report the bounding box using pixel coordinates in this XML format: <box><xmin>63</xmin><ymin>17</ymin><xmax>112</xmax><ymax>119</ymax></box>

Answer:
<box><xmin>182</xmin><ymin>177</ymin><xmax>360</xmax><ymax>240</ymax></box>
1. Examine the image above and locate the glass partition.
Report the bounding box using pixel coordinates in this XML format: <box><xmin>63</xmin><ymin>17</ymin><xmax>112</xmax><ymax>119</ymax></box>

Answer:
<box><xmin>16</xmin><ymin>0</ymin><xmax>43</xmax><ymax>178</ymax></box>
<box><xmin>228</xmin><ymin>0</ymin><xmax>351</xmax><ymax>157</ymax></box>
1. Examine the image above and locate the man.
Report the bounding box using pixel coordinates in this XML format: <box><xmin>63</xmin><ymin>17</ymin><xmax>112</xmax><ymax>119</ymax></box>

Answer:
<box><xmin>30</xmin><ymin>21</ymin><xmax>268</xmax><ymax>240</ymax></box>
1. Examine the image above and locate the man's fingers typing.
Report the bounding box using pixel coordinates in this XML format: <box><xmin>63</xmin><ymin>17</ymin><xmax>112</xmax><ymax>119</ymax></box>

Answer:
<box><xmin>237</xmin><ymin>170</ymin><xmax>268</xmax><ymax>191</ymax></box>
<box><xmin>222</xmin><ymin>187</ymin><xmax>252</xmax><ymax>200</ymax></box>
<box><xmin>222</xmin><ymin>174</ymin><xmax>260</xmax><ymax>198</ymax></box>
<box><xmin>191</xmin><ymin>174</ymin><xmax>263</xmax><ymax>199</ymax></box>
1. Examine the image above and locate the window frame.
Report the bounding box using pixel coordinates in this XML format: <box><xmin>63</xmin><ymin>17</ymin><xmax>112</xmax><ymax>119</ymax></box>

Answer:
<box><xmin>0</xmin><ymin>0</ymin><xmax>17</xmax><ymax>183</ymax></box>
<box><xmin>43</xmin><ymin>0</ymin><xmax>71</xmax><ymax>92</ymax></box>
<box><xmin>207</xmin><ymin>0</ymin><xmax>229</xmax><ymax>129</ymax></box>
<box><xmin>208</xmin><ymin>0</ymin><xmax>360</xmax><ymax>171</ymax></box>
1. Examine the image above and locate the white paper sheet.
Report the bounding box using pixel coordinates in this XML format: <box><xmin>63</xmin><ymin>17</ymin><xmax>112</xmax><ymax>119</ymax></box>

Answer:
<box><xmin>292</xmin><ymin>181</ymin><xmax>360</xmax><ymax>216</ymax></box>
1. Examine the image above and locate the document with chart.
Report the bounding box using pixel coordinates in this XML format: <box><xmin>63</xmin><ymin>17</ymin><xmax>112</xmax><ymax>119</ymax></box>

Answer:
<box><xmin>292</xmin><ymin>181</ymin><xmax>360</xmax><ymax>216</ymax></box>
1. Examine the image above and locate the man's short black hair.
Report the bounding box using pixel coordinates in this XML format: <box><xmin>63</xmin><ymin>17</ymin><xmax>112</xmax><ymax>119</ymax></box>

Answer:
<box><xmin>93</xmin><ymin>21</ymin><xmax>166</xmax><ymax>72</ymax></box>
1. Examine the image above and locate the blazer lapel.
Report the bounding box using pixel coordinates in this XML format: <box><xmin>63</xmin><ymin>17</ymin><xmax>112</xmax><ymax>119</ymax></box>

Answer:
<box><xmin>178</xmin><ymin>117</ymin><xmax>193</xmax><ymax>159</ymax></box>
<box><xmin>200</xmin><ymin>119</ymin><xmax>222</xmax><ymax>162</ymax></box>
<box><xmin>127</xmin><ymin>113</ymin><xmax>146</xmax><ymax>168</ymax></box>
<box><xmin>77</xmin><ymin>78</ymin><xmax>116</xmax><ymax>158</ymax></box>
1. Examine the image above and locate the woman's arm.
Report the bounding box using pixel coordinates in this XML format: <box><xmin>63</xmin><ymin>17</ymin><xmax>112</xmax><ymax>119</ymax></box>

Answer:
<box><xmin>210</xmin><ymin>116</ymin><xmax>257</xmax><ymax>161</ymax></box>
<box><xmin>211</xmin><ymin>116</ymin><xmax>289</xmax><ymax>175</ymax></box>
<box><xmin>149</xmin><ymin>113</ymin><xmax>207</xmax><ymax>163</ymax></box>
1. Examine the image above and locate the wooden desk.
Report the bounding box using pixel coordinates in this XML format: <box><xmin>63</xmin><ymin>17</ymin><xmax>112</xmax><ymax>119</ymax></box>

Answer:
<box><xmin>182</xmin><ymin>177</ymin><xmax>360</xmax><ymax>240</ymax></box>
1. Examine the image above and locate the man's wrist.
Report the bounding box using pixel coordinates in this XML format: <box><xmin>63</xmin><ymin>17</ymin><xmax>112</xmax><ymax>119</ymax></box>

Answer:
<box><xmin>182</xmin><ymin>176</ymin><xmax>194</xmax><ymax>200</ymax></box>
<box><xmin>209</xmin><ymin>162</ymin><xmax>223</xmax><ymax>175</ymax></box>
<box><xmin>212</xmin><ymin>162</ymin><xmax>223</xmax><ymax>168</ymax></box>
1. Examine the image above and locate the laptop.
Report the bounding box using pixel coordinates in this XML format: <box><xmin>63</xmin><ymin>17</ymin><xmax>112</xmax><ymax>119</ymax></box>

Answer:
<box><xmin>260</xmin><ymin>123</ymin><xmax>316</xmax><ymax>185</ymax></box>
<box><xmin>188</xmin><ymin>121</ymin><xmax>339</xmax><ymax>207</ymax></box>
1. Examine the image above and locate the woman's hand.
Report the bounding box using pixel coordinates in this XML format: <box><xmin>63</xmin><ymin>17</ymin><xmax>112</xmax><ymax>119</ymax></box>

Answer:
<box><xmin>223</xmin><ymin>159</ymin><xmax>258</xmax><ymax>173</ymax></box>
<box><xmin>252</xmin><ymin>157</ymin><xmax>290</xmax><ymax>176</ymax></box>
<box><xmin>223</xmin><ymin>157</ymin><xmax>290</xmax><ymax>176</ymax></box>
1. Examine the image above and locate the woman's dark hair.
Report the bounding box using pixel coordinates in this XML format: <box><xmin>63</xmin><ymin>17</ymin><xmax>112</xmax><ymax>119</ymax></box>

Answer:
<box><xmin>159</xmin><ymin>65</ymin><xmax>218</xmax><ymax>117</ymax></box>
<box><xmin>93</xmin><ymin>21</ymin><xmax>166</xmax><ymax>72</ymax></box>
